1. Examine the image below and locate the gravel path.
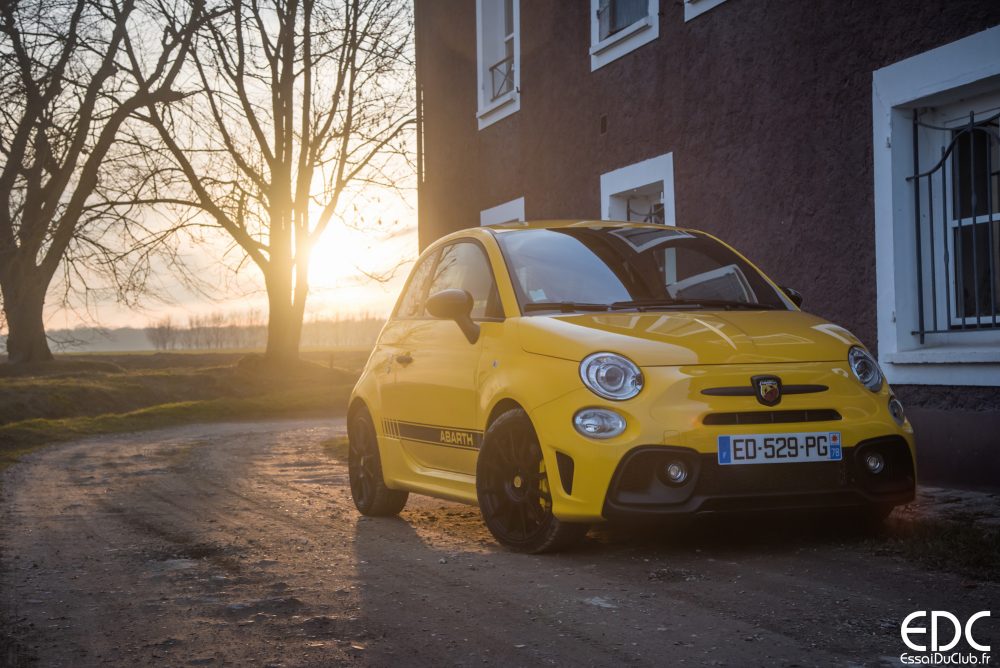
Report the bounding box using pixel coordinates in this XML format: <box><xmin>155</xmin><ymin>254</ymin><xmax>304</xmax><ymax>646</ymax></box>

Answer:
<box><xmin>1</xmin><ymin>420</ymin><xmax>997</xmax><ymax>667</ymax></box>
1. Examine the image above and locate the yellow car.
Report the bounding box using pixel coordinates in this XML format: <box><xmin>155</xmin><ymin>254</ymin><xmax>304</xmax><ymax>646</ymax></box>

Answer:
<box><xmin>347</xmin><ymin>220</ymin><xmax>916</xmax><ymax>553</ymax></box>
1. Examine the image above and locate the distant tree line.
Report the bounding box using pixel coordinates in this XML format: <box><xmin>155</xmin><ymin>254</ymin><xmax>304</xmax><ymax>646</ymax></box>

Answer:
<box><xmin>145</xmin><ymin>311</ymin><xmax>383</xmax><ymax>351</ymax></box>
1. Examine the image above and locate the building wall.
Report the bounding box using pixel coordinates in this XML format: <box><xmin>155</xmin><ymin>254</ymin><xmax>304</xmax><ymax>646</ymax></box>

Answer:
<box><xmin>414</xmin><ymin>0</ymin><xmax>1000</xmax><ymax>487</ymax></box>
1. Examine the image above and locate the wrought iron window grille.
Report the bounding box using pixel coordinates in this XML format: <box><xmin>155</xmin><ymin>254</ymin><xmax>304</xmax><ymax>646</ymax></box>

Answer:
<box><xmin>626</xmin><ymin>199</ymin><xmax>664</xmax><ymax>225</ymax></box>
<box><xmin>489</xmin><ymin>54</ymin><xmax>514</xmax><ymax>102</ymax></box>
<box><xmin>907</xmin><ymin>109</ymin><xmax>1000</xmax><ymax>343</ymax></box>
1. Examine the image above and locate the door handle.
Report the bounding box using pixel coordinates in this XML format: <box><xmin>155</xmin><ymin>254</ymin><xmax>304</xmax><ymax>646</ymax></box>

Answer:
<box><xmin>395</xmin><ymin>353</ymin><xmax>413</xmax><ymax>366</ymax></box>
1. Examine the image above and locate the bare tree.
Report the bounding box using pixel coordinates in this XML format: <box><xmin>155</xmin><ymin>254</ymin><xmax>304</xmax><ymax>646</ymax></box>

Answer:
<box><xmin>145</xmin><ymin>315</ymin><xmax>176</xmax><ymax>350</ymax></box>
<box><xmin>139</xmin><ymin>0</ymin><xmax>415</xmax><ymax>364</ymax></box>
<box><xmin>0</xmin><ymin>0</ymin><xmax>204</xmax><ymax>363</ymax></box>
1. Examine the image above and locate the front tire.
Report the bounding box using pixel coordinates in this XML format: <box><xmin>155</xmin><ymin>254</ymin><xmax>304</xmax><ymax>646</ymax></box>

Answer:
<box><xmin>348</xmin><ymin>409</ymin><xmax>408</xmax><ymax>516</ymax></box>
<box><xmin>477</xmin><ymin>409</ymin><xmax>588</xmax><ymax>553</ymax></box>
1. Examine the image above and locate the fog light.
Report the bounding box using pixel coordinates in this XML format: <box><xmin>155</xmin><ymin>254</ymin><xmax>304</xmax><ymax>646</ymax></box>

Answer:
<box><xmin>888</xmin><ymin>397</ymin><xmax>906</xmax><ymax>426</ymax></box>
<box><xmin>573</xmin><ymin>408</ymin><xmax>626</xmax><ymax>439</ymax></box>
<box><xmin>864</xmin><ymin>452</ymin><xmax>886</xmax><ymax>474</ymax></box>
<box><xmin>665</xmin><ymin>460</ymin><xmax>689</xmax><ymax>484</ymax></box>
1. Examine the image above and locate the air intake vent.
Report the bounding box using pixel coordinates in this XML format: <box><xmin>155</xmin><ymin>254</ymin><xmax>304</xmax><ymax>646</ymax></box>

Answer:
<box><xmin>555</xmin><ymin>452</ymin><xmax>575</xmax><ymax>495</ymax></box>
<box><xmin>703</xmin><ymin>409</ymin><xmax>842</xmax><ymax>426</ymax></box>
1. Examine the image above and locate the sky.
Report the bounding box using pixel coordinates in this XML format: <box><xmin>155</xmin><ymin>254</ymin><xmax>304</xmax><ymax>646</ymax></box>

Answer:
<box><xmin>42</xmin><ymin>192</ymin><xmax>419</xmax><ymax>331</ymax></box>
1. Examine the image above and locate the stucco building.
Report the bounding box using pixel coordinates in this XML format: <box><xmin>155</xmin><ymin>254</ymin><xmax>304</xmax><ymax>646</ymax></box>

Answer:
<box><xmin>413</xmin><ymin>0</ymin><xmax>1000</xmax><ymax>487</ymax></box>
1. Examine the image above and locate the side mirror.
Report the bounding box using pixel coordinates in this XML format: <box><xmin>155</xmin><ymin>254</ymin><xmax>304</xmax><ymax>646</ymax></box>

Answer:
<box><xmin>426</xmin><ymin>289</ymin><xmax>480</xmax><ymax>344</ymax></box>
<box><xmin>781</xmin><ymin>286</ymin><xmax>804</xmax><ymax>308</ymax></box>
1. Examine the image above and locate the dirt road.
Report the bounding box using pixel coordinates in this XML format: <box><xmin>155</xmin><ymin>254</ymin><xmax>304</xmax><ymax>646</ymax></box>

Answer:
<box><xmin>1</xmin><ymin>420</ymin><xmax>997</xmax><ymax>667</ymax></box>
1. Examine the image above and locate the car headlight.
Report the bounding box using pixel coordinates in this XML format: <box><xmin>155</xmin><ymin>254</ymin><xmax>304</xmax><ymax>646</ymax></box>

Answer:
<box><xmin>848</xmin><ymin>346</ymin><xmax>883</xmax><ymax>392</ymax></box>
<box><xmin>580</xmin><ymin>352</ymin><xmax>643</xmax><ymax>401</ymax></box>
<box><xmin>573</xmin><ymin>408</ymin><xmax>627</xmax><ymax>439</ymax></box>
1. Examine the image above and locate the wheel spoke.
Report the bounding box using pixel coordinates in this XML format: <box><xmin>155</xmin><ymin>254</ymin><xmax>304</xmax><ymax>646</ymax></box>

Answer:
<box><xmin>526</xmin><ymin>499</ymin><xmax>546</xmax><ymax>524</ymax></box>
<box><xmin>500</xmin><ymin>442</ymin><xmax>517</xmax><ymax>469</ymax></box>
<box><xmin>502</xmin><ymin>502</ymin><xmax>518</xmax><ymax>534</ymax></box>
<box><xmin>517</xmin><ymin>501</ymin><xmax>528</xmax><ymax>538</ymax></box>
<box><xmin>523</xmin><ymin>450</ymin><xmax>541</xmax><ymax>474</ymax></box>
<box><xmin>482</xmin><ymin>459</ymin><xmax>511</xmax><ymax>478</ymax></box>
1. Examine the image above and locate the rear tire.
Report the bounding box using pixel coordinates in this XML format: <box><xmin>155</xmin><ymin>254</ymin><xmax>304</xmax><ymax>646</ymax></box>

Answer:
<box><xmin>477</xmin><ymin>409</ymin><xmax>588</xmax><ymax>553</ymax></box>
<box><xmin>348</xmin><ymin>409</ymin><xmax>408</xmax><ymax>516</ymax></box>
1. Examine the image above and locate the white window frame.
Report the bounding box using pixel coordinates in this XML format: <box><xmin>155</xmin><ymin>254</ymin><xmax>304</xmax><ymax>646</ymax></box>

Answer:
<box><xmin>683</xmin><ymin>0</ymin><xmax>727</xmax><ymax>22</ymax></box>
<box><xmin>480</xmin><ymin>197</ymin><xmax>525</xmax><ymax>226</ymax></box>
<box><xmin>600</xmin><ymin>153</ymin><xmax>676</xmax><ymax>226</ymax></box>
<box><xmin>476</xmin><ymin>0</ymin><xmax>520</xmax><ymax>130</ymax></box>
<box><xmin>872</xmin><ymin>24</ymin><xmax>1000</xmax><ymax>386</ymax></box>
<box><xmin>589</xmin><ymin>0</ymin><xmax>659</xmax><ymax>72</ymax></box>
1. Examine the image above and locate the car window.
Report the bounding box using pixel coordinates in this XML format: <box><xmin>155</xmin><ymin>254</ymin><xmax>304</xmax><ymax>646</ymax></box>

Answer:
<box><xmin>395</xmin><ymin>249</ymin><xmax>440</xmax><ymax>319</ymax></box>
<box><xmin>502</xmin><ymin>233</ymin><xmax>631</xmax><ymax>305</ymax></box>
<box><xmin>495</xmin><ymin>227</ymin><xmax>790</xmax><ymax>312</ymax></box>
<box><xmin>426</xmin><ymin>242</ymin><xmax>502</xmax><ymax>319</ymax></box>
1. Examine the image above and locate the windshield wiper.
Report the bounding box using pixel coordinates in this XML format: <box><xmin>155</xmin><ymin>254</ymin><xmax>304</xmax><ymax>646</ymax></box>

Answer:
<box><xmin>610</xmin><ymin>298</ymin><xmax>780</xmax><ymax>311</ymax></box>
<box><xmin>523</xmin><ymin>301</ymin><xmax>611</xmax><ymax>313</ymax></box>
<box><xmin>524</xmin><ymin>298</ymin><xmax>781</xmax><ymax>314</ymax></box>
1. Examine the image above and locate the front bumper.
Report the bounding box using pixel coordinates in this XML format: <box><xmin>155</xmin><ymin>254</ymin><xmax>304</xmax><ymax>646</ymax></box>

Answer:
<box><xmin>526</xmin><ymin>361</ymin><xmax>916</xmax><ymax>523</ymax></box>
<box><xmin>601</xmin><ymin>436</ymin><xmax>915</xmax><ymax>519</ymax></box>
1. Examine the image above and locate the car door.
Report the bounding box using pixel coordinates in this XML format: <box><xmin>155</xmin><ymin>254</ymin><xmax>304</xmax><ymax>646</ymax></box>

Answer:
<box><xmin>381</xmin><ymin>240</ymin><xmax>502</xmax><ymax>476</ymax></box>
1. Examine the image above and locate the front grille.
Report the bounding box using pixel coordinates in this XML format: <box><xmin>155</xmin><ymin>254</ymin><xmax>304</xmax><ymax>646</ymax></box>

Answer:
<box><xmin>702</xmin><ymin>409</ymin><xmax>842</xmax><ymax>425</ymax></box>
<box><xmin>701</xmin><ymin>384</ymin><xmax>828</xmax><ymax>397</ymax></box>
<box><xmin>696</xmin><ymin>455</ymin><xmax>848</xmax><ymax>495</ymax></box>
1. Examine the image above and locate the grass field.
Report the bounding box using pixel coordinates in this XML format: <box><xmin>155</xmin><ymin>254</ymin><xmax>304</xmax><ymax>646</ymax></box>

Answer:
<box><xmin>0</xmin><ymin>350</ymin><xmax>366</xmax><ymax>469</ymax></box>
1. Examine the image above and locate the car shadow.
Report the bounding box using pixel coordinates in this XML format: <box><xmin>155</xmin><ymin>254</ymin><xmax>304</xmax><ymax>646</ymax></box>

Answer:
<box><xmin>581</xmin><ymin>508</ymin><xmax>886</xmax><ymax>556</ymax></box>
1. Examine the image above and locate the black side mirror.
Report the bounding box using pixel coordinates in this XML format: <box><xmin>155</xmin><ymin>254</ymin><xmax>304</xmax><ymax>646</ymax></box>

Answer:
<box><xmin>781</xmin><ymin>286</ymin><xmax>804</xmax><ymax>308</ymax></box>
<box><xmin>426</xmin><ymin>289</ymin><xmax>480</xmax><ymax>344</ymax></box>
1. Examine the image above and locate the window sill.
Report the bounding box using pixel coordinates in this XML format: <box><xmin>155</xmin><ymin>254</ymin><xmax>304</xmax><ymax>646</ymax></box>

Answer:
<box><xmin>477</xmin><ymin>90</ymin><xmax>519</xmax><ymax>129</ymax></box>
<box><xmin>589</xmin><ymin>15</ymin><xmax>652</xmax><ymax>57</ymax></box>
<box><xmin>885</xmin><ymin>345</ymin><xmax>1000</xmax><ymax>365</ymax></box>
<box><xmin>477</xmin><ymin>90</ymin><xmax>517</xmax><ymax>118</ymax></box>
<box><xmin>881</xmin><ymin>341</ymin><xmax>1000</xmax><ymax>386</ymax></box>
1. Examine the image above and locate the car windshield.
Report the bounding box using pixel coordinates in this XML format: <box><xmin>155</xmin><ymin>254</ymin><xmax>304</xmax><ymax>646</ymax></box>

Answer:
<box><xmin>494</xmin><ymin>226</ymin><xmax>791</xmax><ymax>314</ymax></box>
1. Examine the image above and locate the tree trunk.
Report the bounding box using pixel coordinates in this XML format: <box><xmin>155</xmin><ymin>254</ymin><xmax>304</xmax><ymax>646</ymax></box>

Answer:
<box><xmin>263</xmin><ymin>278</ymin><xmax>304</xmax><ymax>365</ymax></box>
<box><xmin>1</xmin><ymin>272</ymin><xmax>54</xmax><ymax>364</ymax></box>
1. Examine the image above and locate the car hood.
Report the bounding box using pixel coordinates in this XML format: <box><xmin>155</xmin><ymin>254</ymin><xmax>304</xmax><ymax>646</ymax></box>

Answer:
<box><xmin>517</xmin><ymin>310</ymin><xmax>862</xmax><ymax>366</ymax></box>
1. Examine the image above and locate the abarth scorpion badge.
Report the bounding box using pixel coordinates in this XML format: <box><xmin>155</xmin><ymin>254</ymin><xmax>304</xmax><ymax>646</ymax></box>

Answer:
<box><xmin>752</xmin><ymin>375</ymin><xmax>782</xmax><ymax>406</ymax></box>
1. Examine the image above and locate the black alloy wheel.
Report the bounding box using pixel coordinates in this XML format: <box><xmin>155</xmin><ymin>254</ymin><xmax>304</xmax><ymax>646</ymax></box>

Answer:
<box><xmin>477</xmin><ymin>408</ymin><xmax>588</xmax><ymax>553</ymax></box>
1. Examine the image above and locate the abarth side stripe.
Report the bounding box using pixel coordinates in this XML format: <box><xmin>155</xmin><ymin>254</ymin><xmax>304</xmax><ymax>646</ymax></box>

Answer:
<box><xmin>382</xmin><ymin>419</ymin><xmax>483</xmax><ymax>450</ymax></box>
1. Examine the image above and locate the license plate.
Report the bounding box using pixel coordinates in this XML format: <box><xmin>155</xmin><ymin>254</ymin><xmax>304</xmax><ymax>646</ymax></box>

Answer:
<box><xmin>717</xmin><ymin>432</ymin><xmax>842</xmax><ymax>465</ymax></box>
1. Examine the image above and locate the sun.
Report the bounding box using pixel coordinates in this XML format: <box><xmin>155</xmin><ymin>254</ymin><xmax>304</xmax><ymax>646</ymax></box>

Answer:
<box><xmin>308</xmin><ymin>224</ymin><xmax>362</xmax><ymax>288</ymax></box>
<box><xmin>304</xmin><ymin>196</ymin><xmax>418</xmax><ymax>317</ymax></box>
<box><xmin>307</xmin><ymin>192</ymin><xmax>414</xmax><ymax>287</ymax></box>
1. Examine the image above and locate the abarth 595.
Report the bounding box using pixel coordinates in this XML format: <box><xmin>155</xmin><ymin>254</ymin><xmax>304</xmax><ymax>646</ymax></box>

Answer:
<box><xmin>347</xmin><ymin>221</ymin><xmax>915</xmax><ymax>553</ymax></box>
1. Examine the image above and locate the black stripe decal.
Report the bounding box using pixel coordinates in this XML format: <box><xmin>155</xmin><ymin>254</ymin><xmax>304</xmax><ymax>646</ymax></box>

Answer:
<box><xmin>383</xmin><ymin>419</ymin><xmax>483</xmax><ymax>450</ymax></box>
